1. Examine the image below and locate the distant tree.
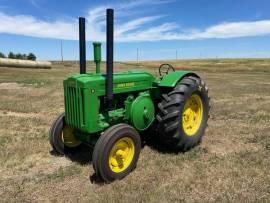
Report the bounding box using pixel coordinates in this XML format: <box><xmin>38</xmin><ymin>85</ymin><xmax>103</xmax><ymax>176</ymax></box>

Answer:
<box><xmin>0</xmin><ymin>52</ymin><xmax>6</xmax><ymax>58</ymax></box>
<box><xmin>27</xmin><ymin>53</ymin><xmax>36</xmax><ymax>61</ymax></box>
<box><xmin>22</xmin><ymin>54</ymin><xmax>27</xmax><ymax>60</ymax></box>
<box><xmin>8</xmin><ymin>52</ymin><xmax>16</xmax><ymax>59</ymax></box>
<box><xmin>15</xmin><ymin>53</ymin><xmax>23</xmax><ymax>59</ymax></box>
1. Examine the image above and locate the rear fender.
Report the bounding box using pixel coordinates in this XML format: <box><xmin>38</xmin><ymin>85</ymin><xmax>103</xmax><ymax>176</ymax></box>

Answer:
<box><xmin>158</xmin><ymin>71</ymin><xmax>199</xmax><ymax>88</ymax></box>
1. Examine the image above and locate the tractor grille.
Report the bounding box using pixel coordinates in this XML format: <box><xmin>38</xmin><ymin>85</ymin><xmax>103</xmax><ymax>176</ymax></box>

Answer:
<box><xmin>64</xmin><ymin>85</ymin><xmax>85</xmax><ymax>128</ymax></box>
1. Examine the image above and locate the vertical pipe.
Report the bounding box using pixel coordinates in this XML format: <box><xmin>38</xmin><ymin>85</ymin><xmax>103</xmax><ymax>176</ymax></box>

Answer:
<box><xmin>79</xmin><ymin>17</ymin><xmax>86</xmax><ymax>74</ymax></box>
<box><xmin>61</xmin><ymin>40</ymin><xmax>63</xmax><ymax>62</ymax></box>
<box><xmin>93</xmin><ymin>42</ymin><xmax>101</xmax><ymax>74</ymax></box>
<box><xmin>137</xmin><ymin>48</ymin><xmax>139</xmax><ymax>64</ymax></box>
<box><xmin>106</xmin><ymin>9</ymin><xmax>114</xmax><ymax>102</ymax></box>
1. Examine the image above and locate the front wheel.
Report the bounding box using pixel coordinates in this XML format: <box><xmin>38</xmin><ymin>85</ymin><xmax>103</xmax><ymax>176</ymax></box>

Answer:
<box><xmin>92</xmin><ymin>124</ymin><xmax>141</xmax><ymax>183</ymax></box>
<box><xmin>49</xmin><ymin>113</ymin><xmax>82</xmax><ymax>155</ymax></box>
<box><xmin>156</xmin><ymin>76</ymin><xmax>210</xmax><ymax>151</ymax></box>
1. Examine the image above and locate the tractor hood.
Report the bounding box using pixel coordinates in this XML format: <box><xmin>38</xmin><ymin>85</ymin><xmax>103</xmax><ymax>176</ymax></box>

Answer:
<box><xmin>64</xmin><ymin>71</ymin><xmax>155</xmax><ymax>96</ymax></box>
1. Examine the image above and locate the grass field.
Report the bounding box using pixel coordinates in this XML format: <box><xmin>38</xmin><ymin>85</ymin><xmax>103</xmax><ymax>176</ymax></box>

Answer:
<box><xmin>0</xmin><ymin>59</ymin><xmax>269</xmax><ymax>202</ymax></box>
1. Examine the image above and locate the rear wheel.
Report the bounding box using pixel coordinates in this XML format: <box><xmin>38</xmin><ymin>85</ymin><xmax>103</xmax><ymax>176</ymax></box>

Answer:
<box><xmin>156</xmin><ymin>76</ymin><xmax>209</xmax><ymax>151</ymax></box>
<box><xmin>92</xmin><ymin>124</ymin><xmax>141</xmax><ymax>182</ymax></box>
<box><xmin>49</xmin><ymin>113</ymin><xmax>82</xmax><ymax>155</ymax></box>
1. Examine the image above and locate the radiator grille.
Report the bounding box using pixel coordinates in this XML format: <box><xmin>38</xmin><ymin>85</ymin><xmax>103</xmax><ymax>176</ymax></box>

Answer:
<box><xmin>64</xmin><ymin>85</ymin><xmax>85</xmax><ymax>128</ymax></box>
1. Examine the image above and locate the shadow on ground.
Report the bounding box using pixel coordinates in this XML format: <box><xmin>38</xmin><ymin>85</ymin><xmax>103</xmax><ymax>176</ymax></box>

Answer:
<box><xmin>141</xmin><ymin>129</ymin><xmax>182</xmax><ymax>154</ymax></box>
<box><xmin>50</xmin><ymin>144</ymin><xmax>93</xmax><ymax>165</ymax></box>
<box><xmin>49</xmin><ymin>128</ymin><xmax>185</xmax><ymax>185</ymax></box>
<box><xmin>50</xmin><ymin>144</ymin><xmax>106</xmax><ymax>184</ymax></box>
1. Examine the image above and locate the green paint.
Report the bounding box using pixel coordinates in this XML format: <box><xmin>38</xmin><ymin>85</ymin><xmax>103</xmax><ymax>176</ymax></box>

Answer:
<box><xmin>130</xmin><ymin>92</ymin><xmax>155</xmax><ymax>131</ymax></box>
<box><xmin>158</xmin><ymin>71</ymin><xmax>199</xmax><ymax>87</ymax></box>
<box><xmin>124</xmin><ymin>95</ymin><xmax>134</xmax><ymax>120</ymax></box>
<box><xmin>93</xmin><ymin>42</ymin><xmax>101</xmax><ymax>74</ymax></box>
<box><xmin>63</xmin><ymin>71</ymin><xmax>155</xmax><ymax>134</ymax></box>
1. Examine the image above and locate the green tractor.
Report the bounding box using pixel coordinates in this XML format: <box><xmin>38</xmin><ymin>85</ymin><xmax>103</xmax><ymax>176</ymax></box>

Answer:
<box><xmin>49</xmin><ymin>9</ymin><xmax>209</xmax><ymax>182</ymax></box>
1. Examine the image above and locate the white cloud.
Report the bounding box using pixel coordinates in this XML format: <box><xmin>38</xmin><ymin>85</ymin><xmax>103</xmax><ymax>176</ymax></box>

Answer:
<box><xmin>0</xmin><ymin>12</ymin><xmax>77</xmax><ymax>40</ymax></box>
<box><xmin>0</xmin><ymin>0</ymin><xmax>270</xmax><ymax>42</ymax></box>
<box><xmin>190</xmin><ymin>20</ymin><xmax>270</xmax><ymax>39</ymax></box>
<box><xmin>116</xmin><ymin>16</ymin><xmax>163</xmax><ymax>35</ymax></box>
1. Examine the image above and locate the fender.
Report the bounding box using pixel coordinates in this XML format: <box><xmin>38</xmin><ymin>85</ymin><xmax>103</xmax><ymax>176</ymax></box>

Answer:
<box><xmin>158</xmin><ymin>71</ymin><xmax>199</xmax><ymax>87</ymax></box>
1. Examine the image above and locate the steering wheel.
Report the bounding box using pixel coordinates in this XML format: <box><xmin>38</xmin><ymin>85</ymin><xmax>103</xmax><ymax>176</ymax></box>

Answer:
<box><xmin>159</xmin><ymin>64</ymin><xmax>175</xmax><ymax>78</ymax></box>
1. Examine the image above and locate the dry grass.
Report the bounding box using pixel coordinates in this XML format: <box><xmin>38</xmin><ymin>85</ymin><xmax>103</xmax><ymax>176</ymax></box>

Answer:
<box><xmin>0</xmin><ymin>59</ymin><xmax>270</xmax><ymax>202</ymax></box>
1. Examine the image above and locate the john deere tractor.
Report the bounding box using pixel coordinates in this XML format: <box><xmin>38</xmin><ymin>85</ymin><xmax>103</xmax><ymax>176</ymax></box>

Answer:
<box><xmin>49</xmin><ymin>9</ymin><xmax>209</xmax><ymax>182</ymax></box>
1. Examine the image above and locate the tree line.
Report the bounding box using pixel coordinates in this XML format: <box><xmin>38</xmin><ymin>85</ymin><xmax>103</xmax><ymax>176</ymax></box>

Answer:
<box><xmin>0</xmin><ymin>52</ymin><xmax>37</xmax><ymax>61</ymax></box>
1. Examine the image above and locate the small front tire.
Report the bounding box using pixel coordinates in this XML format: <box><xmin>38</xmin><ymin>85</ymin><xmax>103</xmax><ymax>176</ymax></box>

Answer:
<box><xmin>92</xmin><ymin>124</ymin><xmax>141</xmax><ymax>182</ymax></box>
<box><xmin>49</xmin><ymin>113</ymin><xmax>82</xmax><ymax>155</ymax></box>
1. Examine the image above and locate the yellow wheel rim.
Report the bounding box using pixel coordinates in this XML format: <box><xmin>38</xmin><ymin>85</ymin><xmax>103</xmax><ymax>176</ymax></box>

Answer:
<box><xmin>62</xmin><ymin>126</ymin><xmax>81</xmax><ymax>148</ymax></box>
<box><xmin>109</xmin><ymin>137</ymin><xmax>135</xmax><ymax>173</ymax></box>
<box><xmin>182</xmin><ymin>94</ymin><xmax>204</xmax><ymax>136</ymax></box>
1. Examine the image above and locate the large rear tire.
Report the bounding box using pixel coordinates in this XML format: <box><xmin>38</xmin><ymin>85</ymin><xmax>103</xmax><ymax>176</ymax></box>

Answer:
<box><xmin>49</xmin><ymin>113</ymin><xmax>82</xmax><ymax>155</ymax></box>
<box><xmin>156</xmin><ymin>76</ymin><xmax>209</xmax><ymax>151</ymax></box>
<box><xmin>92</xmin><ymin>124</ymin><xmax>141</xmax><ymax>183</ymax></box>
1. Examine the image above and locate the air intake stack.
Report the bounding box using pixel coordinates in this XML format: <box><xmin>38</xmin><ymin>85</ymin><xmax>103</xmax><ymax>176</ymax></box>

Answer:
<box><xmin>79</xmin><ymin>17</ymin><xmax>86</xmax><ymax>74</ymax></box>
<box><xmin>106</xmin><ymin>8</ymin><xmax>114</xmax><ymax>103</ymax></box>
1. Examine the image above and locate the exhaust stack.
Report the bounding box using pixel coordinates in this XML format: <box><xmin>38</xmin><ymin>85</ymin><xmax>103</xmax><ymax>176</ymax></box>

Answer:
<box><xmin>79</xmin><ymin>17</ymin><xmax>86</xmax><ymax>74</ymax></box>
<box><xmin>106</xmin><ymin>9</ymin><xmax>114</xmax><ymax>103</ymax></box>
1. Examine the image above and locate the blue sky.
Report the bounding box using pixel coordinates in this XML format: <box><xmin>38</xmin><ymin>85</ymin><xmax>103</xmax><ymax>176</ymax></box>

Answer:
<box><xmin>0</xmin><ymin>0</ymin><xmax>270</xmax><ymax>61</ymax></box>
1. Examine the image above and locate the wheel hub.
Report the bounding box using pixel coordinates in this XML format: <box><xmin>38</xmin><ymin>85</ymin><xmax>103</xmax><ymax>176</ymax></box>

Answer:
<box><xmin>62</xmin><ymin>126</ymin><xmax>81</xmax><ymax>147</ymax></box>
<box><xmin>109</xmin><ymin>137</ymin><xmax>135</xmax><ymax>173</ymax></box>
<box><xmin>182</xmin><ymin>94</ymin><xmax>203</xmax><ymax>136</ymax></box>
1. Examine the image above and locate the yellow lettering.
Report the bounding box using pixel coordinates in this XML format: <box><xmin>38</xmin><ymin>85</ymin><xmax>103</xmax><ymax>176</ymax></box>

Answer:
<box><xmin>116</xmin><ymin>82</ymin><xmax>135</xmax><ymax>88</ymax></box>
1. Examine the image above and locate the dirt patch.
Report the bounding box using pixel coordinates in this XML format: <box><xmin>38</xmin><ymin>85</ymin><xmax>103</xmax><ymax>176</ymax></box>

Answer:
<box><xmin>0</xmin><ymin>110</ymin><xmax>38</xmax><ymax>118</ymax></box>
<box><xmin>0</xmin><ymin>82</ymin><xmax>25</xmax><ymax>90</ymax></box>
